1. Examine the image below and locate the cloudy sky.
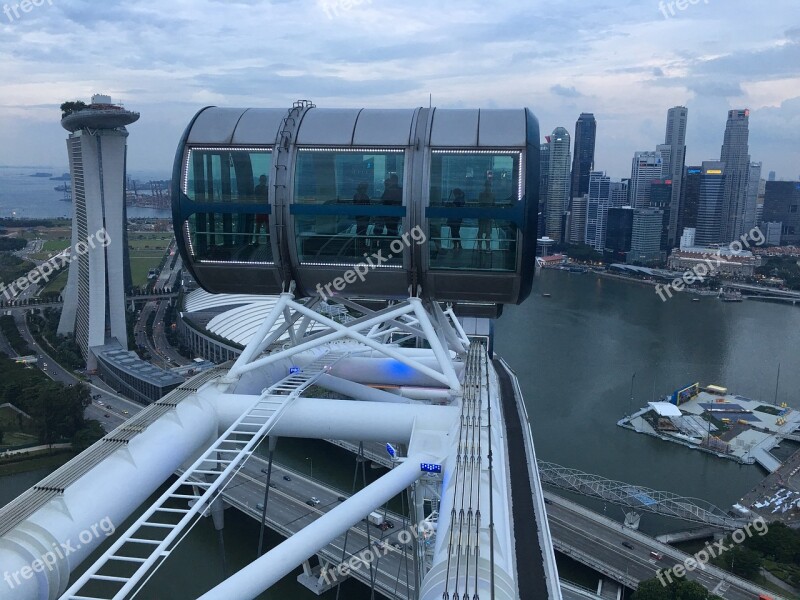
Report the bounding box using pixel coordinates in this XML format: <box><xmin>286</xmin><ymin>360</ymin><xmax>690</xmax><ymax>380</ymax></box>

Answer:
<box><xmin>1</xmin><ymin>0</ymin><xmax>798</xmax><ymax>180</ymax></box>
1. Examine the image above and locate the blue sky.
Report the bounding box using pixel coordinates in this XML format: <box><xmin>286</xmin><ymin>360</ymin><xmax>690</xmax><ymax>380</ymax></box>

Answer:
<box><xmin>0</xmin><ymin>0</ymin><xmax>798</xmax><ymax>180</ymax></box>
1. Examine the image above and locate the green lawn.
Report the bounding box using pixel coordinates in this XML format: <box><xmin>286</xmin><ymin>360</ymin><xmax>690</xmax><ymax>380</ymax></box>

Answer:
<box><xmin>130</xmin><ymin>257</ymin><xmax>161</xmax><ymax>287</ymax></box>
<box><xmin>40</xmin><ymin>268</ymin><xmax>68</xmax><ymax>295</ymax></box>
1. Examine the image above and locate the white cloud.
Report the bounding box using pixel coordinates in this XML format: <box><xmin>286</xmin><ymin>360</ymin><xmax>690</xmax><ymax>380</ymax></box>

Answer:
<box><xmin>0</xmin><ymin>0</ymin><xmax>797</xmax><ymax>179</ymax></box>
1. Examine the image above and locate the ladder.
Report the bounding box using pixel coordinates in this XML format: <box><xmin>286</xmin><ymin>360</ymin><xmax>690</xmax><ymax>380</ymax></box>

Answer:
<box><xmin>60</xmin><ymin>349</ymin><xmax>349</xmax><ymax>600</ymax></box>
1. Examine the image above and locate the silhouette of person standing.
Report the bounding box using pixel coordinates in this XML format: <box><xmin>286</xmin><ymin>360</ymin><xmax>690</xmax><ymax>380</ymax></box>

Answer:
<box><xmin>447</xmin><ymin>188</ymin><xmax>465</xmax><ymax>251</ymax></box>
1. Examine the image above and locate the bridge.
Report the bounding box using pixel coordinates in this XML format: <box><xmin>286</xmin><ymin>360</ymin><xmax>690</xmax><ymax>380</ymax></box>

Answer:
<box><xmin>538</xmin><ymin>461</ymin><xmax>746</xmax><ymax>529</ymax></box>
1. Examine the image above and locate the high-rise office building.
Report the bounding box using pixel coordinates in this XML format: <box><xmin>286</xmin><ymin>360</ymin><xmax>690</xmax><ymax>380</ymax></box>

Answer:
<box><xmin>545</xmin><ymin>127</ymin><xmax>571</xmax><ymax>242</ymax></box>
<box><xmin>568</xmin><ymin>194</ymin><xmax>588</xmax><ymax>244</ymax></box>
<box><xmin>610</xmin><ymin>180</ymin><xmax>629</xmax><ymax>208</ymax></box>
<box><xmin>664</xmin><ymin>106</ymin><xmax>688</xmax><ymax>247</ymax></box>
<box><xmin>763</xmin><ymin>181</ymin><xmax>800</xmax><ymax>245</ymax></box>
<box><xmin>585</xmin><ymin>171</ymin><xmax>611</xmax><ymax>252</ymax></box>
<box><xmin>58</xmin><ymin>95</ymin><xmax>138</xmax><ymax>368</ymax></box>
<box><xmin>743</xmin><ymin>162</ymin><xmax>762</xmax><ymax>233</ymax></box>
<box><xmin>570</xmin><ymin>113</ymin><xmax>596</xmax><ymax>199</ymax></box>
<box><xmin>628</xmin><ymin>208</ymin><xmax>664</xmax><ymax>264</ymax></box>
<box><xmin>649</xmin><ymin>179</ymin><xmax>673</xmax><ymax>251</ymax></box>
<box><xmin>678</xmin><ymin>166</ymin><xmax>702</xmax><ymax>236</ymax></box>
<box><xmin>604</xmin><ymin>206</ymin><xmax>634</xmax><ymax>263</ymax></box>
<box><xmin>629</xmin><ymin>151</ymin><xmax>664</xmax><ymax>208</ymax></box>
<box><xmin>695</xmin><ymin>161</ymin><xmax>726</xmax><ymax>246</ymax></box>
<box><xmin>720</xmin><ymin>109</ymin><xmax>751</xmax><ymax>242</ymax></box>
<box><xmin>539</xmin><ymin>140</ymin><xmax>551</xmax><ymax>235</ymax></box>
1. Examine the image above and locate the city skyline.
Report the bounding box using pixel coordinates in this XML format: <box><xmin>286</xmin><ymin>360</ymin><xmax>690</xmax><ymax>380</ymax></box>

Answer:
<box><xmin>0</xmin><ymin>1</ymin><xmax>798</xmax><ymax>179</ymax></box>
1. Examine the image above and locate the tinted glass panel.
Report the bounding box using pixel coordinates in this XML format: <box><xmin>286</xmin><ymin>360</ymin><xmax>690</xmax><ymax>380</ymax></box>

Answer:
<box><xmin>428</xmin><ymin>151</ymin><xmax>522</xmax><ymax>271</ymax></box>
<box><xmin>293</xmin><ymin>149</ymin><xmax>406</xmax><ymax>264</ymax></box>
<box><xmin>187</xmin><ymin>212</ymin><xmax>272</xmax><ymax>263</ymax></box>
<box><xmin>428</xmin><ymin>217</ymin><xmax>517</xmax><ymax>271</ymax></box>
<box><xmin>183</xmin><ymin>148</ymin><xmax>272</xmax><ymax>263</ymax></box>
<box><xmin>185</xmin><ymin>148</ymin><xmax>272</xmax><ymax>204</ymax></box>
<box><xmin>429</xmin><ymin>152</ymin><xmax>520</xmax><ymax>207</ymax></box>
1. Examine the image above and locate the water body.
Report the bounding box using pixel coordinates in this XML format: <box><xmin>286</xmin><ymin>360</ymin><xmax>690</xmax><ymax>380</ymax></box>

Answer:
<box><xmin>3</xmin><ymin>269</ymin><xmax>800</xmax><ymax>596</ymax></box>
<box><xmin>0</xmin><ymin>167</ymin><xmax>171</xmax><ymax>220</ymax></box>
<box><xmin>496</xmin><ymin>269</ymin><xmax>800</xmax><ymax>522</ymax></box>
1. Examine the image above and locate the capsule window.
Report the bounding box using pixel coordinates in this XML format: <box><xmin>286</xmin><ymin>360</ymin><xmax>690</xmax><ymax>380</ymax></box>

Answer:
<box><xmin>428</xmin><ymin>151</ymin><xmax>522</xmax><ymax>271</ymax></box>
<box><xmin>182</xmin><ymin>148</ymin><xmax>273</xmax><ymax>264</ymax></box>
<box><xmin>292</xmin><ymin>149</ymin><xmax>406</xmax><ymax>265</ymax></box>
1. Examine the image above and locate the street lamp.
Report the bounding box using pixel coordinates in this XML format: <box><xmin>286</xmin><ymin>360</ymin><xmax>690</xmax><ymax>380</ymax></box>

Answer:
<box><xmin>306</xmin><ymin>457</ymin><xmax>313</xmax><ymax>479</ymax></box>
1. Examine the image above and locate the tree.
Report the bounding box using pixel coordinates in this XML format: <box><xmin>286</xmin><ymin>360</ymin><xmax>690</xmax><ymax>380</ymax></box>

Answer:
<box><xmin>72</xmin><ymin>420</ymin><xmax>105</xmax><ymax>451</ymax></box>
<box><xmin>60</xmin><ymin>101</ymin><xmax>87</xmax><ymax>119</ymax></box>
<box><xmin>634</xmin><ymin>577</ymin><xmax>717</xmax><ymax>600</ymax></box>
<box><xmin>721</xmin><ymin>545</ymin><xmax>762</xmax><ymax>579</ymax></box>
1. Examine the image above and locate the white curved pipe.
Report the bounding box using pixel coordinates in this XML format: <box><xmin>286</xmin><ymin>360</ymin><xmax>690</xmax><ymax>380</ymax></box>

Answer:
<box><xmin>0</xmin><ymin>396</ymin><xmax>220</xmax><ymax>600</ymax></box>
<box><xmin>197</xmin><ymin>455</ymin><xmax>430</xmax><ymax>600</ymax></box>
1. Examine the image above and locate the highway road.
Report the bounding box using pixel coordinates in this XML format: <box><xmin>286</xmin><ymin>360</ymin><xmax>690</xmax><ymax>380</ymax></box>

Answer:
<box><xmin>546</xmin><ymin>495</ymin><xmax>784</xmax><ymax>600</ymax></box>
<box><xmin>210</xmin><ymin>455</ymin><xmax>417</xmax><ymax>599</ymax></box>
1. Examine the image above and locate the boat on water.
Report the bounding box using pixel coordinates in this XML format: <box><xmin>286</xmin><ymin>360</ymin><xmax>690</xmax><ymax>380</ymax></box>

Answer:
<box><xmin>30</xmin><ymin>172</ymin><xmax>52</xmax><ymax>178</ymax></box>
<box><xmin>720</xmin><ymin>290</ymin><xmax>743</xmax><ymax>302</ymax></box>
<box><xmin>692</xmin><ymin>298</ymin><xmax>700</xmax><ymax>302</ymax></box>
<box><xmin>542</xmin><ymin>293</ymin><xmax>551</xmax><ymax>297</ymax></box>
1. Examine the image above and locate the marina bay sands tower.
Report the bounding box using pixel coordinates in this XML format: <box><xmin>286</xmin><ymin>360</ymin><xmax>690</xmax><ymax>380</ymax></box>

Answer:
<box><xmin>57</xmin><ymin>94</ymin><xmax>138</xmax><ymax>368</ymax></box>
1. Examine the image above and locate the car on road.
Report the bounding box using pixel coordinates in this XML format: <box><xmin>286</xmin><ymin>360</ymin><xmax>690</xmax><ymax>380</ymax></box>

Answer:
<box><xmin>385</xmin><ymin>520</ymin><xmax>394</xmax><ymax>529</ymax></box>
<box><xmin>309</xmin><ymin>497</ymin><xmax>320</xmax><ymax>505</ymax></box>
<box><xmin>337</xmin><ymin>496</ymin><xmax>346</xmax><ymax>502</ymax></box>
<box><xmin>621</xmin><ymin>541</ymin><xmax>634</xmax><ymax>550</ymax></box>
<box><xmin>305</xmin><ymin>500</ymin><xmax>316</xmax><ymax>507</ymax></box>
<box><xmin>104</xmin><ymin>413</ymin><xmax>110</xmax><ymax>418</ymax></box>
<box><xmin>283</xmin><ymin>475</ymin><xmax>291</xmax><ymax>481</ymax></box>
<box><xmin>122</xmin><ymin>410</ymin><xmax>129</xmax><ymax>415</ymax></box>
<box><xmin>256</xmin><ymin>503</ymin><xmax>264</xmax><ymax>511</ymax></box>
<box><xmin>268</xmin><ymin>482</ymin><xmax>277</xmax><ymax>489</ymax></box>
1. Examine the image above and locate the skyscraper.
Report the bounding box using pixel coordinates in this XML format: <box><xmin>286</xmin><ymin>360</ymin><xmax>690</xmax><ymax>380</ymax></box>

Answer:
<box><xmin>585</xmin><ymin>171</ymin><xmax>611</xmax><ymax>252</ymax></box>
<box><xmin>678</xmin><ymin>166</ymin><xmax>702</xmax><ymax>236</ymax></box>
<box><xmin>763</xmin><ymin>181</ymin><xmax>800</xmax><ymax>245</ymax></box>
<box><xmin>58</xmin><ymin>95</ymin><xmax>138</xmax><ymax>368</ymax></box>
<box><xmin>568</xmin><ymin>194</ymin><xmax>588</xmax><ymax>244</ymax></box>
<box><xmin>649</xmin><ymin>179</ymin><xmax>673</xmax><ymax>251</ymax></box>
<box><xmin>664</xmin><ymin>106</ymin><xmax>688</xmax><ymax>248</ymax></box>
<box><xmin>610</xmin><ymin>180</ymin><xmax>629</xmax><ymax>208</ymax></box>
<box><xmin>743</xmin><ymin>162</ymin><xmax>762</xmax><ymax>233</ymax></box>
<box><xmin>629</xmin><ymin>151</ymin><xmax>664</xmax><ymax>208</ymax></box>
<box><xmin>604</xmin><ymin>207</ymin><xmax>634</xmax><ymax>263</ymax></box>
<box><xmin>720</xmin><ymin>109</ymin><xmax>751</xmax><ymax>242</ymax></box>
<box><xmin>628</xmin><ymin>208</ymin><xmax>664</xmax><ymax>265</ymax></box>
<box><xmin>545</xmin><ymin>127</ymin><xmax>571</xmax><ymax>242</ymax></box>
<box><xmin>570</xmin><ymin>113</ymin><xmax>597</xmax><ymax>199</ymax></box>
<box><xmin>539</xmin><ymin>140</ymin><xmax>551</xmax><ymax>235</ymax></box>
<box><xmin>695</xmin><ymin>161</ymin><xmax>726</xmax><ymax>246</ymax></box>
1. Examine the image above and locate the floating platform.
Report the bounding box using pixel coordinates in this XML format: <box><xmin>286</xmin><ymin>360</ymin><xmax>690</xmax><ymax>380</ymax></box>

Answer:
<box><xmin>618</xmin><ymin>385</ymin><xmax>800</xmax><ymax>471</ymax></box>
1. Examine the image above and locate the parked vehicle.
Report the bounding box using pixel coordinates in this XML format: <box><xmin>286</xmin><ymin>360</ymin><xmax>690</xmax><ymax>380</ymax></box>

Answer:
<box><xmin>367</xmin><ymin>511</ymin><xmax>385</xmax><ymax>527</ymax></box>
<box><xmin>622</xmin><ymin>541</ymin><xmax>634</xmax><ymax>550</ymax></box>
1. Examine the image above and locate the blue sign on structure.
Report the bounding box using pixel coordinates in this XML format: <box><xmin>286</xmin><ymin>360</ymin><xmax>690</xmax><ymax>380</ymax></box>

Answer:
<box><xmin>289</xmin><ymin>366</ymin><xmax>301</xmax><ymax>374</ymax></box>
<box><xmin>386</xmin><ymin>443</ymin><xmax>397</xmax><ymax>458</ymax></box>
<box><xmin>420</xmin><ymin>463</ymin><xmax>442</xmax><ymax>474</ymax></box>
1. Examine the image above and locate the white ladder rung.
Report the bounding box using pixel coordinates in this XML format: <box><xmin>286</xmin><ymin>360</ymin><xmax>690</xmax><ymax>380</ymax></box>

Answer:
<box><xmin>109</xmin><ymin>556</ymin><xmax>147</xmax><ymax>564</ymax></box>
<box><xmin>89</xmin><ymin>574</ymin><xmax>129</xmax><ymax>583</ymax></box>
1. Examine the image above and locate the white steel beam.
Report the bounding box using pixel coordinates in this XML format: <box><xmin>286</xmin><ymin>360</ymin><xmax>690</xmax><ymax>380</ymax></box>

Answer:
<box><xmin>197</xmin><ymin>455</ymin><xmax>431</xmax><ymax>600</ymax></box>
